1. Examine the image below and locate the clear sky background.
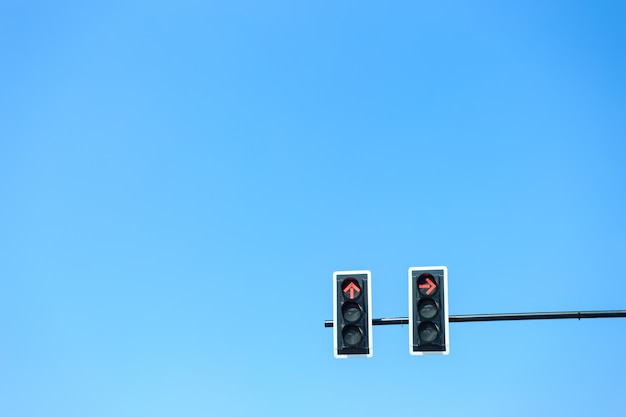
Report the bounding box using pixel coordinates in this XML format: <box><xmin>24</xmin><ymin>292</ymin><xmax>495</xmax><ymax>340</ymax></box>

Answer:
<box><xmin>1</xmin><ymin>1</ymin><xmax>625</xmax><ymax>416</ymax></box>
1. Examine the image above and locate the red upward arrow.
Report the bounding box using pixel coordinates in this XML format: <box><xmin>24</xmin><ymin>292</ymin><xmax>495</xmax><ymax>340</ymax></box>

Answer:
<box><xmin>418</xmin><ymin>277</ymin><xmax>437</xmax><ymax>295</ymax></box>
<box><xmin>343</xmin><ymin>282</ymin><xmax>361</xmax><ymax>299</ymax></box>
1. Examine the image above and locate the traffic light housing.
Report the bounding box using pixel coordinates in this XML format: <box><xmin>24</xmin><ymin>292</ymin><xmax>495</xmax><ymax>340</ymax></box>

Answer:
<box><xmin>333</xmin><ymin>270</ymin><xmax>373</xmax><ymax>358</ymax></box>
<box><xmin>409</xmin><ymin>266</ymin><xmax>449</xmax><ymax>355</ymax></box>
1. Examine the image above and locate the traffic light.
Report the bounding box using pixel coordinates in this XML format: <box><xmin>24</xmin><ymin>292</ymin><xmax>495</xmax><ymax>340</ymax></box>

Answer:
<box><xmin>333</xmin><ymin>270</ymin><xmax>373</xmax><ymax>358</ymax></box>
<box><xmin>408</xmin><ymin>266</ymin><xmax>449</xmax><ymax>355</ymax></box>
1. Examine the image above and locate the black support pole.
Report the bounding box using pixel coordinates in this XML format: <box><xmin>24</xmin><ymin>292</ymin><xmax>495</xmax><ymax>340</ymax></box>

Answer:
<box><xmin>324</xmin><ymin>310</ymin><xmax>626</xmax><ymax>328</ymax></box>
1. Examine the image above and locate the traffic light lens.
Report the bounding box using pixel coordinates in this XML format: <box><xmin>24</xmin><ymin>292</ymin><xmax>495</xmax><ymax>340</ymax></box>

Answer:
<box><xmin>342</xmin><ymin>302</ymin><xmax>363</xmax><ymax>323</ymax></box>
<box><xmin>342</xmin><ymin>325</ymin><xmax>363</xmax><ymax>346</ymax></box>
<box><xmin>418</xmin><ymin>298</ymin><xmax>438</xmax><ymax>319</ymax></box>
<box><xmin>341</xmin><ymin>278</ymin><xmax>362</xmax><ymax>300</ymax></box>
<box><xmin>418</xmin><ymin>322</ymin><xmax>439</xmax><ymax>343</ymax></box>
<box><xmin>417</xmin><ymin>273</ymin><xmax>438</xmax><ymax>296</ymax></box>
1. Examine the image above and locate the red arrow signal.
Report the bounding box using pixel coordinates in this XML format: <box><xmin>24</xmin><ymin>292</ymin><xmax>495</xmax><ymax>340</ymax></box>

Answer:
<box><xmin>343</xmin><ymin>282</ymin><xmax>361</xmax><ymax>299</ymax></box>
<box><xmin>418</xmin><ymin>277</ymin><xmax>437</xmax><ymax>295</ymax></box>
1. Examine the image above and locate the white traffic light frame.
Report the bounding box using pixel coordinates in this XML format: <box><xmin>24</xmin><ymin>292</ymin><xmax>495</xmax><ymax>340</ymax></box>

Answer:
<box><xmin>408</xmin><ymin>266</ymin><xmax>449</xmax><ymax>356</ymax></box>
<box><xmin>333</xmin><ymin>270</ymin><xmax>373</xmax><ymax>358</ymax></box>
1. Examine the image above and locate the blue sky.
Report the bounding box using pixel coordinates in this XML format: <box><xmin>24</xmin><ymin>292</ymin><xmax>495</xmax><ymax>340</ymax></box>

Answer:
<box><xmin>1</xmin><ymin>1</ymin><xmax>625</xmax><ymax>416</ymax></box>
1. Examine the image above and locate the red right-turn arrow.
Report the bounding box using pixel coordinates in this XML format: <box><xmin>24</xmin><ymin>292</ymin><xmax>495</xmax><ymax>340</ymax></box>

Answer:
<box><xmin>418</xmin><ymin>277</ymin><xmax>437</xmax><ymax>295</ymax></box>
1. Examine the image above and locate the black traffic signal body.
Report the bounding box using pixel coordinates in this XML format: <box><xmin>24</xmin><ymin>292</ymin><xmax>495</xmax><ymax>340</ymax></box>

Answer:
<box><xmin>409</xmin><ymin>266</ymin><xmax>449</xmax><ymax>355</ymax></box>
<box><xmin>333</xmin><ymin>270</ymin><xmax>373</xmax><ymax>358</ymax></box>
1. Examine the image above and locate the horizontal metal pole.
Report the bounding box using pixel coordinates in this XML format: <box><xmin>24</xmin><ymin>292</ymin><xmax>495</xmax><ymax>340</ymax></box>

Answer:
<box><xmin>324</xmin><ymin>310</ymin><xmax>626</xmax><ymax>327</ymax></box>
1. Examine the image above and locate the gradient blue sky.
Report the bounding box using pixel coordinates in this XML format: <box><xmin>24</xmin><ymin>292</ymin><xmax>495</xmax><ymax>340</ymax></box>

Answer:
<box><xmin>1</xmin><ymin>1</ymin><xmax>625</xmax><ymax>416</ymax></box>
